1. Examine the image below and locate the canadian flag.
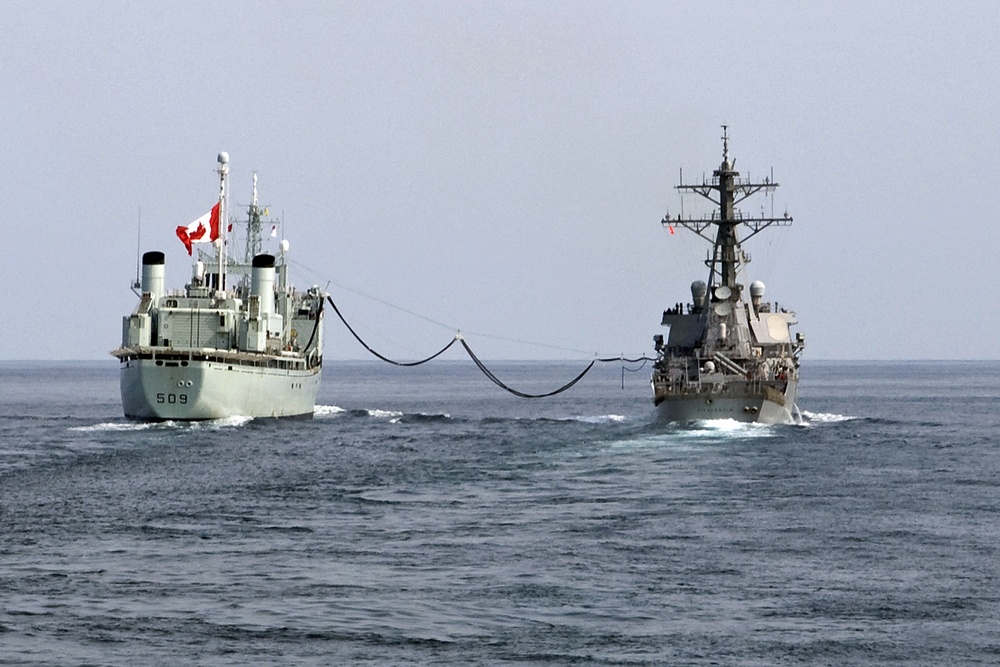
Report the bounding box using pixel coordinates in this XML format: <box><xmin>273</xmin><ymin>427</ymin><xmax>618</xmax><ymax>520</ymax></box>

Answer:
<box><xmin>176</xmin><ymin>202</ymin><xmax>221</xmax><ymax>255</ymax></box>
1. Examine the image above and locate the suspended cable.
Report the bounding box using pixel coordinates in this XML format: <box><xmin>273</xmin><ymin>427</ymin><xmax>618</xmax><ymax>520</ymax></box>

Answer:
<box><xmin>325</xmin><ymin>294</ymin><xmax>656</xmax><ymax>398</ymax></box>
<box><xmin>291</xmin><ymin>257</ymin><xmax>628</xmax><ymax>358</ymax></box>
<box><xmin>326</xmin><ymin>296</ymin><xmax>458</xmax><ymax>366</ymax></box>
<box><xmin>291</xmin><ymin>258</ymin><xmax>456</xmax><ymax>331</ymax></box>
<box><xmin>453</xmin><ymin>328</ymin><xmax>602</xmax><ymax>356</ymax></box>
<box><xmin>613</xmin><ymin>357</ymin><xmax>650</xmax><ymax>389</ymax></box>
<box><xmin>300</xmin><ymin>295</ymin><xmax>323</xmax><ymax>367</ymax></box>
<box><xmin>596</xmin><ymin>354</ymin><xmax>654</xmax><ymax>364</ymax></box>
<box><xmin>457</xmin><ymin>337</ymin><xmax>596</xmax><ymax>398</ymax></box>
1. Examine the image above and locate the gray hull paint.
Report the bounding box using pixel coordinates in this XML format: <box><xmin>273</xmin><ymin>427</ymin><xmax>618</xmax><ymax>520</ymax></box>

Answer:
<box><xmin>116</xmin><ymin>158</ymin><xmax>327</xmax><ymax>422</ymax></box>
<box><xmin>651</xmin><ymin>133</ymin><xmax>804</xmax><ymax>426</ymax></box>
<box><xmin>120</xmin><ymin>358</ymin><xmax>321</xmax><ymax>420</ymax></box>
<box><xmin>653</xmin><ymin>381</ymin><xmax>798</xmax><ymax>425</ymax></box>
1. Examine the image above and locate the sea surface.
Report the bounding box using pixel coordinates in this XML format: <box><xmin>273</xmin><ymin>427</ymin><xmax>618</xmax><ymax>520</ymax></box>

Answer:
<box><xmin>2</xmin><ymin>359</ymin><xmax>999</xmax><ymax>665</ymax></box>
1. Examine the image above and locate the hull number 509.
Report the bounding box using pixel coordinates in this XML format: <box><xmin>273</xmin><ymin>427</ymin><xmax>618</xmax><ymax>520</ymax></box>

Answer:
<box><xmin>156</xmin><ymin>393</ymin><xmax>188</xmax><ymax>404</ymax></box>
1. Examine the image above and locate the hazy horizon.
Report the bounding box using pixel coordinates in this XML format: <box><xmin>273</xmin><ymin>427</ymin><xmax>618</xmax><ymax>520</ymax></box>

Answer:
<box><xmin>3</xmin><ymin>2</ymin><xmax>997</xmax><ymax>362</ymax></box>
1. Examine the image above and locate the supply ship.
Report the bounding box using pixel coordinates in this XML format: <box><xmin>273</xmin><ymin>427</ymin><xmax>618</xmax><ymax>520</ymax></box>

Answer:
<box><xmin>111</xmin><ymin>153</ymin><xmax>325</xmax><ymax>420</ymax></box>
<box><xmin>652</xmin><ymin>128</ymin><xmax>804</xmax><ymax>423</ymax></box>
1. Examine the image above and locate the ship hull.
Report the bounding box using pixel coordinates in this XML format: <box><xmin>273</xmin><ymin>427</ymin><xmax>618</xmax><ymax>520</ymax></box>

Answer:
<box><xmin>120</xmin><ymin>356</ymin><xmax>321</xmax><ymax>421</ymax></box>
<box><xmin>653</xmin><ymin>380</ymin><xmax>798</xmax><ymax>425</ymax></box>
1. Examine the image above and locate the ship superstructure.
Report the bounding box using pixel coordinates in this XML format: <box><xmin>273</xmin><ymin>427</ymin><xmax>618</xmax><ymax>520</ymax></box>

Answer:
<box><xmin>112</xmin><ymin>153</ymin><xmax>324</xmax><ymax>420</ymax></box>
<box><xmin>652</xmin><ymin>128</ymin><xmax>804</xmax><ymax>423</ymax></box>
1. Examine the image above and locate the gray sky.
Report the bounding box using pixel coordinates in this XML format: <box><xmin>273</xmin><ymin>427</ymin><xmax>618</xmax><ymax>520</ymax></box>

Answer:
<box><xmin>2</xmin><ymin>1</ymin><xmax>997</xmax><ymax>361</ymax></box>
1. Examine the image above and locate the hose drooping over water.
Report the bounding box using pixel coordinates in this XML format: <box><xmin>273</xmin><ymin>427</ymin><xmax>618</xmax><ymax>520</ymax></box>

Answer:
<box><xmin>326</xmin><ymin>296</ymin><xmax>458</xmax><ymax>367</ymax></box>
<box><xmin>457</xmin><ymin>337</ymin><xmax>597</xmax><ymax>398</ymax></box>
<box><xmin>325</xmin><ymin>295</ymin><xmax>653</xmax><ymax>397</ymax></box>
<box><xmin>301</xmin><ymin>296</ymin><xmax>324</xmax><ymax>366</ymax></box>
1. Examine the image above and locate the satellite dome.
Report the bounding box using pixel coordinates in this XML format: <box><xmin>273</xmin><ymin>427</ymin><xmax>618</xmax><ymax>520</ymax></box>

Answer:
<box><xmin>750</xmin><ymin>280</ymin><xmax>766</xmax><ymax>298</ymax></box>
<box><xmin>217</xmin><ymin>151</ymin><xmax>229</xmax><ymax>165</ymax></box>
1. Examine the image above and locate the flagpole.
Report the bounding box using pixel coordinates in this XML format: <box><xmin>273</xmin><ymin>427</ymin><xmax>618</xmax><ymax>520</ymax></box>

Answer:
<box><xmin>133</xmin><ymin>206</ymin><xmax>142</xmax><ymax>291</ymax></box>
<box><xmin>217</xmin><ymin>152</ymin><xmax>229</xmax><ymax>294</ymax></box>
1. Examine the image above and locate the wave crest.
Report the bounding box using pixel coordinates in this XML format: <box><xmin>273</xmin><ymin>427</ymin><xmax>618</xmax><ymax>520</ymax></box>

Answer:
<box><xmin>801</xmin><ymin>411</ymin><xmax>856</xmax><ymax>424</ymax></box>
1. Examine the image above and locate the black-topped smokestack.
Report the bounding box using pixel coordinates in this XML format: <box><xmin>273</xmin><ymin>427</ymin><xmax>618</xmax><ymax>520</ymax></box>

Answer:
<box><xmin>140</xmin><ymin>251</ymin><xmax>165</xmax><ymax>300</ymax></box>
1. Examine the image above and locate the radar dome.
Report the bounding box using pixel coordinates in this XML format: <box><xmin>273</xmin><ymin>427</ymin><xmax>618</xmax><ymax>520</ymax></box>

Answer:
<box><xmin>690</xmin><ymin>280</ymin><xmax>708</xmax><ymax>309</ymax></box>
<box><xmin>217</xmin><ymin>151</ymin><xmax>229</xmax><ymax>164</ymax></box>
<box><xmin>750</xmin><ymin>280</ymin><xmax>766</xmax><ymax>298</ymax></box>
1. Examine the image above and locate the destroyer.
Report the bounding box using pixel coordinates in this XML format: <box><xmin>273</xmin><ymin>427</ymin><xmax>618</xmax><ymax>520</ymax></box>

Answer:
<box><xmin>652</xmin><ymin>128</ymin><xmax>804</xmax><ymax>423</ymax></box>
<box><xmin>112</xmin><ymin>153</ymin><xmax>325</xmax><ymax>420</ymax></box>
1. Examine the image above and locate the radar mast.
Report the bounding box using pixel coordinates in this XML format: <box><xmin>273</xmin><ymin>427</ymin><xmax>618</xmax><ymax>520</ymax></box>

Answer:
<box><xmin>245</xmin><ymin>172</ymin><xmax>264</xmax><ymax>264</ymax></box>
<box><xmin>663</xmin><ymin>126</ymin><xmax>792</xmax><ymax>291</ymax></box>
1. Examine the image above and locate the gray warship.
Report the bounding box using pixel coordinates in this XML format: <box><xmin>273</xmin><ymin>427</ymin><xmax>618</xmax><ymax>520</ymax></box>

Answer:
<box><xmin>652</xmin><ymin>128</ymin><xmax>804</xmax><ymax>423</ymax></box>
<box><xmin>111</xmin><ymin>153</ymin><xmax>325</xmax><ymax>420</ymax></box>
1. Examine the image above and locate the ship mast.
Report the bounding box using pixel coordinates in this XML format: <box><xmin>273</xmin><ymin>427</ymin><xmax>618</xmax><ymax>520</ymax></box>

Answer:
<box><xmin>245</xmin><ymin>172</ymin><xmax>264</xmax><ymax>264</ymax></box>
<box><xmin>664</xmin><ymin>126</ymin><xmax>792</xmax><ymax>290</ymax></box>
<box><xmin>216</xmin><ymin>151</ymin><xmax>230</xmax><ymax>294</ymax></box>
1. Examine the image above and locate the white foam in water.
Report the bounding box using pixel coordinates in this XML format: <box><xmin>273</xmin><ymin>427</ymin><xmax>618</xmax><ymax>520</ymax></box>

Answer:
<box><xmin>568</xmin><ymin>414</ymin><xmax>629</xmax><ymax>424</ymax></box>
<box><xmin>603</xmin><ymin>418</ymin><xmax>776</xmax><ymax>453</ymax></box>
<box><xmin>680</xmin><ymin>418</ymin><xmax>777</xmax><ymax>440</ymax></box>
<box><xmin>367</xmin><ymin>409</ymin><xmax>403</xmax><ymax>420</ymax></box>
<box><xmin>314</xmin><ymin>405</ymin><xmax>347</xmax><ymax>418</ymax></box>
<box><xmin>201</xmin><ymin>415</ymin><xmax>254</xmax><ymax>429</ymax></box>
<box><xmin>71</xmin><ymin>416</ymin><xmax>254</xmax><ymax>432</ymax></box>
<box><xmin>605</xmin><ymin>432</ymin><xmax>711</xmax><ymax>452</ymax></box>
<box><xmin>70</xmin><ymin>421</ymin><xmax>158</xmax><ymax>433</ymax></box>
<box><xmin>801</xmin><ymin>410</ymin><xmax>855</xmax><ymax>424</ymax></box>
<box><xmin>692</xmin><ymin>418</ymin><xmax>765</xmax><ymax>432</ymax></box>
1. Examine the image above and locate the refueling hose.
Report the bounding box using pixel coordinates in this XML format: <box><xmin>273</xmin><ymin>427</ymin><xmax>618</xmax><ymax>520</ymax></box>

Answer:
<box><xmin>326</xmin><ymin>296</ymin><xmax>457</xmax><ymax>367</ymax></box>
<box><xmin>326</xmin><ymin>295</ymin><xmax>653</xmax><ymax>397</ymax></box>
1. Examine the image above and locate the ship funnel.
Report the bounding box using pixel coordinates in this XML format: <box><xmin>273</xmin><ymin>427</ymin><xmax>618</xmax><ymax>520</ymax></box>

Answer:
<box><xmin>141</xmin><ymin>251</ymin><xmax>165</xmax><ymax>302</ymax></box>
<box><xmin>251</xmin><ymin>254</ymin><xmax>276</xmax><ymax>316</ymax></box>
<box><xmin>691</xmin><ymin>280</ymin><xmax>707</xmax><ymax>309</ymax></box>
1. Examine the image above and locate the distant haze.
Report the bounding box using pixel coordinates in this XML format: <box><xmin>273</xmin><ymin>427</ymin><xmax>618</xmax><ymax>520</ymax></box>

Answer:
<box><xmin>2</xmin><ymin>2</ymin><xmax>997</xmax><ymax>361</ymax></box>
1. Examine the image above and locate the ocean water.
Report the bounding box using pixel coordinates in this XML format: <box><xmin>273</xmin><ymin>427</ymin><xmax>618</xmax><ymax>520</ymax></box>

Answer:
<box><xmin>2</xmin><ymin>359</ymin><xmax>999</xmax><ymax>665</ymax></box>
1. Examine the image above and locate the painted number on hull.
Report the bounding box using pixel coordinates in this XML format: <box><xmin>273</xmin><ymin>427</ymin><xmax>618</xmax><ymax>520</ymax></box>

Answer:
<box><xmin>156</xmin><ymin>393</ymin><xmax>188</xmax><ymax>404</ymax></box>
